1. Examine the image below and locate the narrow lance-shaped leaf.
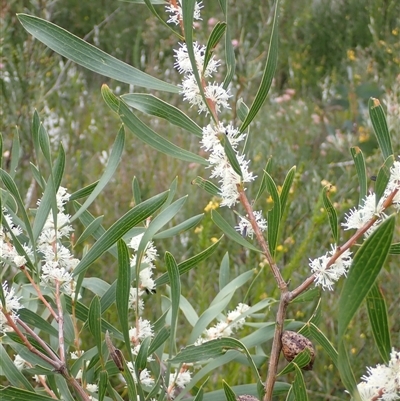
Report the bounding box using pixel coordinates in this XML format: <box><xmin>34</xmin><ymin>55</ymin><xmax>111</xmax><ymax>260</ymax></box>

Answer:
<box><xmin>165</xmin><ymin>252</ymin><xmax>181</xmax><ymax>356</ymax></box>
<box><xmin>222</xmin><ymin>134</ymin><xmax>243</xmax><ymax>177</ymax></box>
<box><xmin>102</xmin><ymin>85</ymin><xmax>208</xmax><ymax>166</ymax></box>
<box><xmin>375</xmin><ymin>155</ymin><xmax>394</xmax><ymax>206</ymax></box>
<box><xmin>191</xmin><ymin>176</ymin><xmax>220</xmax><ymax>197</ymax></box>
<box><xmin>366</xmin><ymin>283</ymin><xmax>391</xmax><ymax>363</ymax></box>
<box><xmin>71</xmin><ymin>126</ymin><xmax>125</xmax><ymax>223</ymax></box>
<box><xmin>322</xmin><ymin>185</ymin><xmax>339</xmax><ymax>243</ymax></box>
<box><xmin>122</xmin><ymin>94</ymin><xmax>203</xmax><ymax>137</ymax></box>
<box><xmin>211</xmin><ymin>209</ymin><xmax>260</xmax><ymax>252</ymax></box>
<box><xmin>280</xmin><ymin>166</ymin><xmax>296</xmax><ymax>218</ymax></box>
<box><xmin>88</xmin><ymin>296</ymin><xmax>103</xmax><ymax>356</ymax></box>
<box><xmin>155</xmin><ymin>236</ymin><xmax>223</xmax><ymax>287</ymax></box>
<box><xmin>73</xmin><ymin>190</ymin><xmax>169</xmax><ymax>277</ymax></box>
<box><xmin>116</xmin><ymin>240</ymin><xmax>132</xmax><ymax>360</ymax></box>
<box><xmin>17</xmin><ymin>14</ymin><xmax>178</xmax><ymax>93</ymax></box>
<box><xmin>9</xmin><ymin>129</ymin><xmax>20</xmax><ymax>178</ymax></box>
<box><xmin>265</xmin><ymin>172</ymin><xmax>281</xmax><ymax>257</ymax></box>
<box><xmin>254</xmin><ymin>159</ymin><xmax>273</xmax><ymax>202</ymax></box>
<box><xmin>239</xmin><ymin>0</ymin><xmax>279</xmax><ymax>133</ymax></box>
<box><xmin>350</xmin><ymin>147</ymin><xmax>367</xmax><ymax>206</ymax></box>
<box><xmin>292</xmin><ymin>364</ymin><xmax>309</xmax><ymax>401</ymax></box>
<box><xmin>203</xmin><ymin>22</ymin><xmax>227</xmax><ymax>75</ymax></box>
<box><xmin>368</xmin><ymin>97</ymin><xmax>393</xmax><ymax>160</ymax></box>
<box><xmin>338</xmin><ymin>215</ymin><xmax>395</xmax><ymax>340</ymax></box>
<box><xmin>223</xmin><ymin>381</ymin><xmax>237</xmax><ymax>401</ymax></box>
<box><xmin>338</xmin><ymin>340</ymin><xmax>362</xmax><ymax>401</ymax></box>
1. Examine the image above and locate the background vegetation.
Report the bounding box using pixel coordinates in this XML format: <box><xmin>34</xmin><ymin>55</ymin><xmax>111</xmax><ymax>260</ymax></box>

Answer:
<box><xmin>1</xmin><ymin>0</ymin><xmax>399</xmax><ymax>399</ymax></box>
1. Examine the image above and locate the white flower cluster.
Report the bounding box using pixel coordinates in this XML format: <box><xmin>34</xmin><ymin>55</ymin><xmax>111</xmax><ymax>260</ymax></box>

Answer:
<box><xmin>0</xmin><ymin>282</ymin><xmax>22</xmax><ymax>333</ymax></box>
<box><xmin>310</xmin><ymin>158</ymin><xmax>400</xmax><ymax>292</ymax></box>
<box><xmin>128</xmin><ymin>232</ymin><xmax>159</xmax><ymax>310</ymax></box>
<box><xmin>0</xmin><ymin>210</ymin><xmax>33</xmax><ymax>268</ymax></box>
<box><xmin>167</xmin><ymin>368</ymin><xmax>192</xmax><ymax>399</ymax></box>
<box><xmin>342</xmin><ymin>158</ymin><xmax>400</xmax><ymax>236</ymax></box>
<box><xmin>235</xmin><ymin>210</ymin><xmax>267</xmax><ymax>238</ymax></box>
<box><xmin>165</xmin><ymin>0</ymin><xmax>203</xmax><ymax>26</ymax></box>
<box><xmin>174</xmin><ymin>42</ymin><xmax>230</xmax><ymax>114</ymax></box>
<box><xmin>195</xmin><ymin>303</ymin><xmax>250</xmax><ymax>345</ymax></box>
<box><xmin>201</xmin><ymin>122</ymin><xmax>256</xmax><ymax>207</ymax></box>
<box><xmin>126</xmin><ymin>362</ymin><xmax>155</xmax><ymax>387</ymax></box>
<box><xmin>357</xmin><ymin>348</ymin><xmax>400</xmax><ymax>401</ymax></box>
<box><xmin>37</xmin><ymin>187</ymin><xmax>79</xmax><ymax>295</ymax></box>
<box><xmin>309</xmin><ymin>245</ymin><xmax>353</xmax><ymax>291</ymax></box>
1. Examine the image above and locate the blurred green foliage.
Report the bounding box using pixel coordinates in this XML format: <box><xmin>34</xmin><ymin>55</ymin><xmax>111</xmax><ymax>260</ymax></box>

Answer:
<box><xmin>1</xmin><ymin>0</ymin><xmax>399</xmax><ymax>399</ymax></box>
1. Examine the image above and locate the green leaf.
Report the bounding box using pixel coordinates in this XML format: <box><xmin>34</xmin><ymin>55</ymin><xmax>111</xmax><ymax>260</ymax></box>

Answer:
<box><xmin>239</xmin><ymin>0</ymin><xmax>279</xmax><ymax>132</ymax></box>
<box><xmin>308</xmin><ymin>323</ymin><xmax>338</xmax><ymax>368</ymax></box>
<box><xmin>191</xmin><ymin>176</ymin><xmax>220</xmax><ymax>197</ymax></box>
<box><xmin>9</xmin><ymin>129</ymin><xmax>20</xmax><ymax>178</ymax></box>
<box><xmin>221</xmin><ymin>6</ymin><xmax>236</xmax><ymax>89</ymax></box>
<box><xmin>375</xmin><ymin>155</ymin><xmax>394</xmax><ymax>206</ymax></box>
<box><xmin>0</xmin><ymin>344</ymin><xmax>34</xmax><ymax>391</ymax></box>
<box><xmin>64</xmin><ymin>295</ymin><xmax>123</xmax><ymax>340</ymax></box>
<box><xmin>0</xmin><ymin>387</ymin><xmax>55</xmax><ymax>401</ymax></box>
<box><xmin>153</xmin><ymin>214</ymin><xmax>204</xmax><ymax>239</ymax></box>
<box><xmin>280</xmin><ymin>166</ymin><xmax>296</xmax><ymax>217</ymax></box>
<box><xmin>18</xmin><ymin>308</ymin><xmax>59</xmax><ymax>337</ymax></box>
<box><xmin>236</xmin><ymin>98</ymin><xmax>249</xmax><ymax>123</ymax></box>
<box><xmin>265</xmin><ymin>172</ymin><xmax>281</xmax><ymax>257</ymax></box>
<box><xmin>135</xmin><ymin>336</ymin><xmax>151</xmax><ymax>371</ymax></box>
<box><xmin>98</xmin><ymin>370</ymin><xmax>108</xmax><ymax>401</ymax></box>
<box><xmin>223</xmin><ymin>381</ymin><xmax>237</xmax><ymax>401</ymax></box>
<box><xmin>122</xmin><ymin>94</ymin><xmax>203</xmax><ymax>137</ymax></box>
<box><xmin>350</xmin><ymin>147</ymin><xmax>367</xmax><ymax>206</ymax></box>
<box><xmin>338</xmin><ymin>341</ymin><xmax>361</xmax><ymax>401</ymax></box>
<box><xmin>290</xmin><ymin>288</ymin><xmax>320</xmax><ymax>304</ymax></box>
<box><xmin>211</xmin><ymin>210</ymin><xmax>260</xmax><ymax>252</ymax></box>
<box><xmin>203</xmin><ymin>22</ymin><xmax>227</xmax><ymax>75</ymax></box>
<box><xmin>165</xmin><ymin>252</ymin><xmax>181</xmax><ymax>355</ymax></box>
<box><xmin>366</xmin><ymin>283</ymin><xmax>391</xmax><ymax>363</ymax></box>
<box><xmin>338</xmin><ymin>215</ymin><xmax>395</xmax><ymax>339</ymax></box>
<box><xmin>254</xmin><ymin>159</ymin><xmax>272</xmax><ymax>202</ymax></box>
<box><xmin>73</xmin><ymin>190</ymin><xmax>168</xmax><ymax>277</ymax></box>
<box><xmin>222</xmin><ymin>135</ymin><xmax>242</xmax><ymax>177</ymax></box>
<box><xmin>131</xmin><ymin>176</ymin><xmax>142</xmax><ymax>205</ymax></box>
<box><xmin>122</xmin><ymin>359</ymin><xmax>138</xmax><ymax>401</ymax></box>
<box><xmin>218</xmin><ymin>252</ymin><xmax>230</xmax><ymax>291</ymax></box>
<box><xmin>148</xmin><ymin>327</ymin><xmax>170</xmax><ymax>355</ymax></box>
<box><xmin>278</xmin><ymin>348</ymin><xmax>313</xmax><ymax>375</ymax></box>
<box><xmin>155</xmin><ymin>237</ymin><xmax>222</xmax><ymax>287</ymax></box>
<box><xmin>116</xmin><ymin>240</ymin><xmax>132</xmax><ymax>359</ymax></box>
<box><xmin>38</xmin><ymin>124</ymin><xmax>52</xmax><ymax>166</ymax></box>
<box><xmin>71</xmin><ymin>126</ymin><xmax>125</xmax><ymax>223</ymax></box>
<box><xmin>102</xmin><ymin>85</ymin><xmax>207</xmax><ymax>165</ymax></box>
<box><xmin>32</xmin><ymin>145</ymin><xmax>65</xmax><ymax>240</ymax></box>
<box><xmin>292</xmin><ymin>364</ymin><xmax>308</xmax><ymax>401</ymax></box>
<box><xmin>88</xmin><ymin>296</ymin><xmax>103</xmax><ymax>356</ymax></box>
<box><xmin>17</xmin><ymin>14</ymin><xmax>178</xmax><ymax>93</ymax></box>
<box><xmin>322</xmin><ymin>185</ymin><xmax>339</xmax><ymax>243</ymax></box>
<box><xmin>0</xmin><ymin>170</ymin><xmax>34</xmax><ymax>244</ymax></box>
<box><xmin>74</xmin><ymin>215</ymin><xmax>104</xmax><ymax>247</ymax></box>
<box><xmin>69</xmin><ymin>180</ymin><xmax>99</xmax><ymax>201</ymax></box>
<box><xmin>368</xmin><ymin>97</ymin><xmax>393</xmax><ymax>159</ymax></box>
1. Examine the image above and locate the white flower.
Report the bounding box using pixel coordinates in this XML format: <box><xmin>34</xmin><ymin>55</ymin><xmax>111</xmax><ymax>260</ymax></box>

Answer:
<box><xmin>166</xmin><ymin>1</ymin><xmax>203</xmax><ymax>26</ymax></box>
<box><xmin>0</xmin><ymin>282</ymin><xmax>22</xmax><ymax>333</ymax></box>
<box><xmin>385</xmin><ymin>158</ymin><xmax>400</xmax><ymax>210</ymax></box>
<box><xmin>86</xmin><ymin>383</ymin><xmax>98</xmax><ymax>393</ymax></box>
<box><xmin>170</xmin><ymin>369</ymin><xmax>192</xmax><ymax>389</ymax></box>
<box><xmin>357</xmin><ymin>348</ymin><xmax>400</xmax><ymax>400</ymax></box>
<box><xmin>309</xmin><ymin>245</ymin><xmax>352</xmax><ymax>291</ymax></box>
<box><xmin>126</xmin><ymin>362</ymin><xmax>155</xmax><ymax>386</ymax></box>
<box><xmin>129</xmin><ymin>317</ymin><xmax>154</xmax><ymax>344</ymax></box>
<box><xmin>201</xmin><ymin>123</ymin><xmax>255</xmax><ymax>207</ymax></box>
<box><xmin>204</xmin><ymin>82</ymin><xmax>231</xmax><ymax>113</ymax></box>
<box><xmin>342</xmin><ymin>193</ymin><xmax>386</xmax><ymax>236</ymax></box>
<box><xmin>227</xmin><ymin>303</ymin><xmax>250</xmax><ymax>330</ymax></box>
<box><xmin>235</xmin><ymin>211</ymin><xmax>267</xmax><ymax>238</ymax></box>
<box><xmin>129</xmin><ymin>287</ymin><xmax>144</xmax><ymax>311</ymax></box>
<box><xmin>14</xmin><ymin>354</ymin><xmax>29</xmax><ymax>370</ymax></box>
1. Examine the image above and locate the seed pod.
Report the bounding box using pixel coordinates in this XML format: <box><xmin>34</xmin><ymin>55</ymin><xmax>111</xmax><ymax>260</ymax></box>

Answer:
<box><xmin>281</xmin><ymin>330</ymin><xmax>315</xmax><ymax>370</ymax></box>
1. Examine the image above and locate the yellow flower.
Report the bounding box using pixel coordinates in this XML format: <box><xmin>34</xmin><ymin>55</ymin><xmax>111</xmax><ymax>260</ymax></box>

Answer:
<box><xmin>194</xmin><ymin>226</ymin><xmax>203</xmax><ymax>234</ymax></box>
<box><xmin>204</xmin><ymin>199</ymin><xmax>220</xmax><ymax>212</ymax></box>
<box><xmin>347</xmin><ymin>49</ymin><xmax>356</xmax><ymax>61</ymax></box>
